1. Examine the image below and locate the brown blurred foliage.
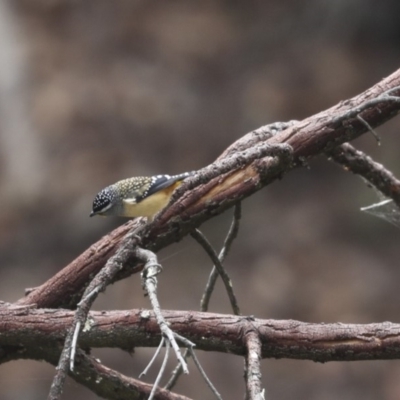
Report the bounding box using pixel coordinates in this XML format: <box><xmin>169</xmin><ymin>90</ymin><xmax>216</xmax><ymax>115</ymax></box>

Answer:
<box><xmin>0</xmin><ymin>1</ymin><xmax>400</xmax><ymax>399</ymax></box>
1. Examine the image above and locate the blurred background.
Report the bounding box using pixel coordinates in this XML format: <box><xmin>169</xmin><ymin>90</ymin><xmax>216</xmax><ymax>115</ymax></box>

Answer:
<box><xmin>0</xmin><ymin>1</ymin><xmax>400</xmax><ymax>399</ymax></box>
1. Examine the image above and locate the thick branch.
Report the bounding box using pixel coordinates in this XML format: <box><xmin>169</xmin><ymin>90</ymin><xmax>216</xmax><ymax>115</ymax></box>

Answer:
<box><xmin>2</xmin><ymin>308</ymin><xmax>400</xmax><ymax>363</ymax></box>
<box><xmin>17</xmin><ymin>219</ymin><xmax>141</xmax><ymax>309</ymax></box>
<box><xmin>70</xmin><ymin>350</ymin><xmax>191</xmax><ymax>400</ymax></box>
<box><xmin>17</xmin><ymin>70</ymin><xmax>400</xmax><ymax>311</ymax></box>
<box><xmin>48</xmin><ymin>232</ymin><xmax>144</xmax><ymax>399</ymax></box>
<box><xmin>3</xmin><ymin>339</ymin><xmax>190</xmax><ymax>400</ymax></box>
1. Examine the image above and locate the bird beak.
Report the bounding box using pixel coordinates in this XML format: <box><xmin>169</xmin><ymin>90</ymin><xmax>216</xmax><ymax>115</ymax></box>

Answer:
<box><xmin>90</xmin><ymin>211</ymin><xmax>96</xmax><ymax>217</ymax></box>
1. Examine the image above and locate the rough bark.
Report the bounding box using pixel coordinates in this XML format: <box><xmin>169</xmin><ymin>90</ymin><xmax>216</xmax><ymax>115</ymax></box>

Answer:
<box><xmin>17</xmin><ymin>69</ymin><xmax>400</xmax><ymax>311</ymax></box>
<box><xmin>2</xmin><ymin>308</ymin><xmax>400</xmax><ymax>363</ymax></box>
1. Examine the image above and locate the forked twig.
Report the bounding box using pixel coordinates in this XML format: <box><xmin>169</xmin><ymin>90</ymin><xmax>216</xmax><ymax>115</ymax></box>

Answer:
<box><xmin>164</xmin><ymin>351</ymin><xmax>191</xmax><ymax>390</ymax></box>
<box><xmin>166</xmin><ymin>204</ymin><xmax>242</xmax><ymax>391</ymax></box>
<box><xmin>138</xmin><ymin>248</ymin><xmax>195</xmax><ymax>375</ymax></box>
<box><xmin>139</xmin><ymin>248</ymin><xmax>224</xmax><ymax>398</ymax></box>
<box><xmin>191</xmin><ymin>229</ymin><xmax>240</xmax><ymax>315</ymax></box>
<box><xmin>148</xmin><ymin>339</ymin><xmax>170</xmax><ymax>400</ymax></box>
<box><xmin>201</xmin><ymin>203</ymin><xmax>242</xmax><ymax>313</ymax></box>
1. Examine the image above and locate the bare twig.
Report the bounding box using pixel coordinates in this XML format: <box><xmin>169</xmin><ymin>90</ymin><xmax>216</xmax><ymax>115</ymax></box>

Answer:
<box><xmin>189</xmin><ymin>348</ymin><xmax>223</xmax><ymax>400</ymax></box>
<box><xmin>148</xmin><ymin>339</ymin><xmax>170</xmax><ymax>400</ymax></box>
<box><xmin>163</xmin><ymin>331</ymin><xmax>223</xmax><ymax>399</ymax></box>
<box><xmin>167</xmin><ymin>203</ymin><xmax>241</xmax><ymax>391</ymax></box>
<box><xmin>244</xmin><ymin>331</ymin><xmax>264</xmax><ymax>400</ymax></box>
<box><xmin>164</xmin><ymin>351</ymin><xmax>192</xmax><ymax>390</ymax></box>
<box><xmin>219</xmin><ymin>203</ymin><xmax>242</xmax><ymax>262</ymax></box>
<box><xmin>330</xmin><ymin>86</ymin><xmax>400</xmax><ymax>126</ymax></box>
<box><xmin>138</xmin><ymin>248</ymin><xmax>195</xmax><ymax>375</ymax></box>
<box><xmin>191</xmin><ymin>229</ymin><xmax>240</xmax><ymax>315</ymax></box>
<box><xmin>139</xmin><ymin>336</ymin><xmax>165</xmax><ymax>378</ymax></box>
<box><xmin>356</xmin><ymin>114</ymin><xmax>381</xmax><ymax>145</ymax></box>
<box><xmin>326</xmin><ymin>143</ymin><xmax>400</xmax><ymax>208</ymax></box>
<box><xmin>165</xmin><ymin>208</ymin><xmax>241</xmax><ymax>392</ymax></box>
<box><xmin>69</xmin><ymin>320</ymin><xmax>81</xmax><ymax>371</ymax></box>
<box><xmin>164</xmin><ymin>331</ymin><xmax>218</xmax><ymax>392</ymax></box>
<box><xmin>201</xmin><ymin>203</ymin><xmax>242</xmax><ymax>313</ymax></box>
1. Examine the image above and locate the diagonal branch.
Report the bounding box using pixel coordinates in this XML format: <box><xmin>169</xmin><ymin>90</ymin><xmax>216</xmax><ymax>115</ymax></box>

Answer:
<box><xmin>48</xmin><ymin>232</ymin><xmax>141</xmax><ymax>399</ymax></box>
<box><xmin>16</xmin><ymin>71</ymin><xmax>400</xmax><ymax>315</ymax></box>
<box><xmin>326</xmin><ymin>143</ymin><xmax>400</xmax><ymax>208</ymax></box>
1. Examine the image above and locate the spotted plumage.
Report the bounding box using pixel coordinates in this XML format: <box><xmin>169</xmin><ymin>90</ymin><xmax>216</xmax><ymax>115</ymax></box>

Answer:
<box><xmin>90</xmin><ymin>172</ymin><xmax>193</xmax><ymax>219</ymax></box>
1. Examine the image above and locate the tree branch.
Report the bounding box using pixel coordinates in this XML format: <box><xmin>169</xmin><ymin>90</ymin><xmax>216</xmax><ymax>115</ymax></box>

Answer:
<box><xmin>2</xmin><ymin>307</ymin><xmax>400</xmax><ymax>363</ymax></box>
<box><xmin>15</xmin><ymin>72</ymin><xmax>400</xmax><ymax>314</ymax></box>
<box><xmin>16</xmin><ymin>72</ymin><xmax>400</xmax><ymax>313</ymax></box>
<box><xmin>244</xmin><ymin>330</ymin><xmax>264</xmax><ymax>400</ymax></box>
<box><xmin>327</xmin><ymin>143</ymin><xmax>400</xmax><ymax>208</ymax></box>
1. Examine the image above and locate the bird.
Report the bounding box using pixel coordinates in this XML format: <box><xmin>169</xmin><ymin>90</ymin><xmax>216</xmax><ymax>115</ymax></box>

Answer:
<box><xmin>90</xmin><ymin>172</ymin><xmax>193</xmax><ymax>219</ymax></box>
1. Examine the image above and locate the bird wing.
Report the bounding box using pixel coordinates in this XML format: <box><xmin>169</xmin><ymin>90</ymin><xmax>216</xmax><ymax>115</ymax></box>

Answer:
<box><xmin>145</xmin><ymin>173</ymin><xmax>192</xmax><ymax>199</ymax></box>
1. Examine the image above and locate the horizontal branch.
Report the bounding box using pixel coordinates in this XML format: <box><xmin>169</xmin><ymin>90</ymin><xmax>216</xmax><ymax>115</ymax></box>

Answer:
<box><xmin>2</xmin><ymin>307</ymin><xmax>400</xmax><ymax>363</ymax></box>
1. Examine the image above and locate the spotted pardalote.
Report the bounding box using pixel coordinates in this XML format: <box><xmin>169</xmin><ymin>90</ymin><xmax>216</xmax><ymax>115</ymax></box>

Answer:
<box><xmin>90</xmin><ymin>172</ymin><xmax>193</xmax><ymax>219</ymax></box>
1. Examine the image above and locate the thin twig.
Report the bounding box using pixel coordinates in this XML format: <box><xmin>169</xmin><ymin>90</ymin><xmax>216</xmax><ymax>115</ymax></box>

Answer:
<box><xmin>69</xmin><ymin>288</ymin><xmax>101</xmax><ymax>371</ymax></box>
<box><xmin>138</xmin><ymin>248</ymin><xmax>195</xmax><ymax>375</ymax></box>
<box><xmin>356</xmin><ymin>114</ymin><xmax>381</xmax><ymax>145</ymax></box>
<box><xmin>164</xmin><ymin>340</ymin><xmax>222</xmax><ymax>400</ymax></box>
<box><xmin>191</xmin><ymin>229</ymin><xmax>240</xmax><ymax>315</ymax></box>
<box><xmin>139</xmin><ymin>336</ymin><xmax>165</xmax><ymax>378</ymax></box>
<box><xmin>189</xmin><ymin>347</ymin><xmax>223</xmax><ymax>400</ymax></box>
<box><xmin>166</xmin><ymin>204</ymin><xmax>242</xmax><ymax>391</ymax></box>
<box><xmin>148</xmin><ymin>340</ymin><xmax>170</xmax><ymax>400</ymax></box>
<box><xmin>331</xmin><ymin>86</ymin><xmax>400</xmax><ymax>126</ymax></box>
<box><xmin>164</xmin><ymin>351</ymin><xmax>192</xmax><ymax>390</ymax></box>
<box><xmin>220</xmin><ymin>203</ymin><xmax>242</xmax><ymax>260</ymax></box>
<box><xmin>201</xmin><ymin>203</ymin><xmax>242</xmax><ymax>313</ymax></box>
<box><xmin>69</xmin><ymin>321</ymin><xmax>81</xmax><ymax>371</ymax></box>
